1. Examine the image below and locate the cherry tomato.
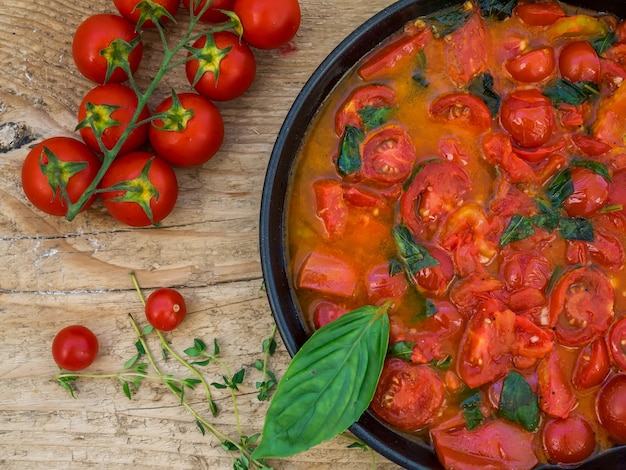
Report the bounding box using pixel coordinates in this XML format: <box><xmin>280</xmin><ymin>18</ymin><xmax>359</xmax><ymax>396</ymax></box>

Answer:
<box><xmin>21</xmin><ymin>137</ymin><xmax>101</xmax><ymax>217</ymax></box>
<box><xmin>501</xmin><ymin>251</ymin><xmax>551</xmax><ymax>291</ymax></box>
<box><xmin>571</xmin><ymin>133</ymin><xmax>612</xmax><ymax>156</ymax></box>
<box><xmin>433</xmin><ymin>420</ymin><xmax>538</xmax><ymax>469</ymax></box>
<box><xmin>297</xmin><ymin>251</ymin><xmax>357</xmax><ymax>298</ymax></box>
<box><xmin>360</xmin><ymin>125</ymin><xmax>416</xmax><ymax>185</ymax></box>
<box><xmin>335</xmin><ymin>85</ymin><xmax>396</xmax><ymax>136</ymax></box>
<box><xmin>542</xmin><ymin>414</ymin><xmax>596</xmax><ymax>464</ymax></box>
<box><xmin>52</xmin><ymin>325</ymin><xmax>99</xmax><ymax>371</ymax></box>
<box><xmin>366</xmin><ymin>263</ymin><xmax>408</xmax><ymax>305</ymax></box>
<box><xmin>413</xmin><ymin>245</ymin><xmax>455</xmax><ymax>296</ymax></box>
<box><xmin>559</xmin><ymin>41</ymin><xmax>601</xmax><ymax>83</ymax></box>
<box><xmin>458</xmin><ymin>299</ymin><xmax>515</xmax><ymax>389</ymax></box>
<box><xmin>113</xmin><ymin>0</ymin><xmax>179</xmax><ymax>28</ymax></box>
<box><xmin>505</xmin><ymin>46</ymin><xmax>556</xmax><ymax>83</ymax></box>
<box><xmin>608</xmin><ymin>169</ymin><xmax>626</xmax><ymax>218</ymax></box>
<box><xmin>586</xmin><ymin>229</ymin><xmax>625</xmax><ymax>270</ymax></box>
<box><xmin>145</xmin><ymin>287</ymin><xmax>187</xmax><ymax>331</ymax></box>
<box><xmin>182</xmin><ymin>0</ymin><xmax>235</xmax><ymax>23</ymax></box>
<box><xmin>609</xmin><ymin>317</ymin><xmax>626</xmax><ymax>372</ymax></box>
<box><xmin>500</xmin><ymin>89</ymin><xmax>556</xmax><ymax>148</ymax></box>
<box><xmin>549</xmin><ymin>267</ymin><xmax>615</xmax><ymax>346</ymax></box>
<box><xmin>597</xmin><ymin>374</ymin><xmax>626</xmax><ymax>444</ymax></box>
<box><xmin>101</xmin><ymin>151</ymin><xmax>178</xmax><ymax>227</ymax></box>
<box><xmin>186</xmin><ymin>31</ymin><xmax>256</xmax><ymax>102</ymax></box>
<box><xmin>233</xmin><ymin>0</ymin><xmax>301</xmax><ymax>50</ymax></box>
<box><xmin>77</xmin><ymin>83</ymin><xmax>151</xmax><ymax>155</ymax></box>
<box><xmin>537</xmin><ymin>348</ymin><xmax>577</xmax><ymax>418</ymax></box>
<box><xmin>573</xmin><ymin>337</ymin><xmax>610</xmax><ymax>389</ymax></box>
<box><xmin>310</xmin><ymin>300</ymin><xmax>349</xmax><ymax>329</ymax></box>
<box><xmin>149</xmin><ymin>92</ymin><xmax>224</xmax><ymax>167</ymax></box>
<box><xmin>400</xmin><ymin>160</ymin><xmax>471</xmax><ymax>237</ymax></box>
<box><xmin>312</xmin><ymin>179</ymin><xmax>348</xmax><ymax>240</ymax></box>
<box><xmin>429</xmin><ymin>93</ymin><xmax>492</xmax><ymax>131</ymax></box>
<box><xmin>72</xmin><ymin>14</ymin><xmax>143</xmax><ymax>84</ymax></box>
<box><xmin>482</xmin><ymin>131</ymin><xmax>537</xmax><ymax>183</ymax></box>
<box><xmin>514</xmin><ymin>1</ymin><xmax>566</xmax><ymax>26</ymax></box>
<box><xmin>370</xmin><ymin>358</ymin><xmax>444</xmax><ymax>430</ymax></box>
<box><xmin>563</xmin><ymin>167</ymin><xmax>609</xmax><ymax>218</ymax></box>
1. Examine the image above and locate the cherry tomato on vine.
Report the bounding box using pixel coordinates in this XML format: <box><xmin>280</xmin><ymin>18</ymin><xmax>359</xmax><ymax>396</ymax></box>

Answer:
<box><xmin>559</xmin><ymin>41</ymin><xmax>600</xmax><ymax>83</ymax></box>
<box><xmin>186</xmin><ymin>31</ymin><xmax>256</xmax><ymax>102</ymax></box>
<box><xmin>233</xmin><ymin>0</ymin><xmax>301</xmax><ymax>50</ymax></box>
<box><xmin>182</xmin><ymin>0</ymin><xmax>235</xmax><ymax>23</ymax></box>
<box><xmin>21</xmin><ymin>137</ymin><xmax>101</xmax><ymax>217</ymax></box>
<box><xmin>52</xmin><ymin>325</ymin><xmax>99</xmax><ymax>371</ymax></box>
<box><xmin>77</xmin><ymin>83</ymin><xmax>151</xmax><ymax>155</ymax></box>
<box><xmin>100</xmin><ymin>151</ymin><xmax>178</xmax><ymax>227</ymax></box>
<box><xmin>113</xmin><ymin>0</ymin><xmax>180</xmax><ymax>28</ymax></box>
<box><xmin>145</xmin><ymin>287</ymin><xmax>187</xmax><ymax>331</ymax></box>
<box><xmin>72</xmin><ymin>14</ymin><xmax>143</xmax><ymax>84</ymax></box>
<box><xmin>149</xmin><ymin>92</ymin><xmax>224</xmax><ymax>167</ymax></box>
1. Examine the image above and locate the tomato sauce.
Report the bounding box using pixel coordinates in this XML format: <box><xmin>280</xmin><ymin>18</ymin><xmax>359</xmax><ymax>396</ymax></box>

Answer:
<box><xmin>286</xmin><ymin>1</ymin><xmax>626</xmax><ymax>468</ymax></box>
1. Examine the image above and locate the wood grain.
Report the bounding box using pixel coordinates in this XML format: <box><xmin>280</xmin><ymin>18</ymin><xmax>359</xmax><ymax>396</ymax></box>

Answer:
<box><xmin>0</xmin><ymin>0</ymin><xmax>402</xmax><ymax>468</ymax></box>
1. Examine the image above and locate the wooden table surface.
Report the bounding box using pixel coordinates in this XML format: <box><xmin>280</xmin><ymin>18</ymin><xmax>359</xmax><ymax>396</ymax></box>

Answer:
<box><xmin>0</xmin><ymin>0</ymin><xmax>405</xmax><ymax>468</ymax></box>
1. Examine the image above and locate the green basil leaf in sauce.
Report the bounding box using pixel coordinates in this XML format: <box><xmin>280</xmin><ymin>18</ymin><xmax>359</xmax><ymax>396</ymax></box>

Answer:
<box><xmin>500</xmin><ymin>215</ymin><xmax>535</xmax><ymax>246</ymax></box>
<box><xmin>357</xmin><ymin>105</ymin><xmax>394</xmax><ymax>131</ymax></box>
<box><xmin>431</xmin><ymin>355</ymin><xmax>453</xmax><ymax>370</ymax></box>
<box><xmin>427</xmin><ymin>3</ymin><xmax>474</xmax><ymax>37</ymax></box>
<box><xmin>412</xmin><ymin>49</ymin><xmax>429</xmax><ymax>88</ymax></box>
<box><xmin>478</xmin><ymin>0</ymin><xmax>517</xmax><ymax>20</ymax></box>
<box><xmin>591</xmin><ymin>31</ymin><xmax>618</xmax><ymax>56</ymax></box>
<box><xmin>543</xmin><ymin>79</ymin><xmax>600</xmax><ymax>106</ymax></box>
<box><xmin>558</xmin><ymin>217</ymin><xmax>595</xmax><ymax>242</ymax></box>
<box><xmin>571</xmin><ymin>159</ymin><xmax>611</xmax><ymax>181</ymax></box>
<box><xmin>392</xmin><ymin>226</ymin><xmax>440</xmax><ymax>278</ymax></box>
<box><xmin>252</xmin><ymin>304</ymin><xmax>390</xmax><ymax>459</ymax></box>
<box><xmin>468</xmin><ymin>73</ymin><xmax>501</xmax><ymax>117</ymax></box>
<box><xmin>388</xmin><ymin>341</ymin><xmax>415</xmax><ymax>361</ymax></box>
<box><xmin>546</xmin><ymin>168</ymin><xmax>574</xmax><ymax>208</ymax></box>
<box><xmin>499</xmin><ymin>371</ymin><xmax>539</xmax><ymax>432</ymax></box>
<box><xmin>461</xmin><ymin>393</ymin><xmax>484</xmax><ymax>431</ymax></box>
<box><xmin>336</xmin><ymin>125</ymin><xmax>363</xmax><ymax>176</ymax></box>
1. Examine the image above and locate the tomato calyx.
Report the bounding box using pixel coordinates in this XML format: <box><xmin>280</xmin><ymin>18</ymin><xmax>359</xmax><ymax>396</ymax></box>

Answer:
<box><xmin>39</xmin><ymin>146</ymin><xmax>89</xmax><ymax>208</ymax></box>
<box><xmin>132</xmin><ymin>0</ymin><xmax>178</xmax><ymax>29</ymax></box>
<box><xmin>76</xmin><ymin>102</ymin><xmax>123</xmax><ymax>147</ymax></box>
<box><xmin>151</xmin><ymin>90</ymin><xmax>195</xmax><ymax>132</ymax></box>
<box><xmin>184</xmin><ymin>33</ymin><xmax>232</xmax><ymax>88</ymax></box>
<box><xmin>100</xmin><ymin>36</ymin><xmax>143</xmax><ymax>84</ymax></box>
<box><xmin>103</xmin><ymin>157</ymin><xmax>161</xmax><ymax>224</ymax></box>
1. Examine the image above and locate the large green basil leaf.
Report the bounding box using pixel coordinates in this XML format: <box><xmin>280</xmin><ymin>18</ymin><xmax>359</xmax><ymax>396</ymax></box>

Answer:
<box><xmin>499</xmin><ymin>371</ymin><xmax>539</xmax><ymax>431</ymax></box>
<box><xmin>252</xmin><ymin>304</ymin><xmax>390</xmax><ymax>459</ymax></box>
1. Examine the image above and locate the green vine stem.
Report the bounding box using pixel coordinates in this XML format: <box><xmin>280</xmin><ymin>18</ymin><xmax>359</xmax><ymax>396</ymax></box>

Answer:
<box><xmin>65</xmin><ymin>3</ymin><xmax>239</xmax><ymax>221</ymax></box>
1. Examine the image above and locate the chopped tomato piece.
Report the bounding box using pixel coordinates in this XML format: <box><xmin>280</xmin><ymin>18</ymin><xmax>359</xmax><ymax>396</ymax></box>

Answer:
<box><xmin>450</xmin><ymin>273</ymin><xmax>506</xmax><ymax>317</ymax></box>
<box><xmin>501</xmin><ymin>251</ymin><xmax>551</xmax><ymax>291</ymax></box>
<box><xmin>445</xmin><ymin>13</ymin><xmax>489</xmax><ymax>87</ymax></box>
<box><xmin>370</xmin><ymin>358</ymin><xmax>444</xmax><ymax>430</ymax></box>
<box><xmin>335</xmin><ymin>85</ymin><xmax>396</xmax><ymax>136</ymax></box>
<box><xmin>341</xmin><ymin>185</ymin><xmax>385</xmax><ymax>209</ymax></box>
<box><xmin>432</xmin><ymin>420</ymin><xmax>539</xmax><ymax>470</ymax></box>
<box><xmin>514</xmin><ymin>1</ymin><xmax>566</xmax><ymax>26</ymax></box>
<box><xmin>366</xmin><ymin>263</ymin><xmax>408</xmax><ymax>305</ymax></box>
<box><xmin>482</xmin><ymin>132</ymin><xmax>537</xmax><ymax>184</ymax></box>
<box><xmin>297</xmin><ymin>251</ymin><xmax>357</xmax><ymax>298</ymax></box>
<box><xmin>537</xmin><ymin>348</ymin><xmax>577</xmax><ymax>418</ymax></box>
<box><xmin>593</xmin><ymin>82</ymin><xmax>626</xmax><ymax>146</ymax></box>
<box><xmin>571</xmin><ymin>133</ymin><xmax>612</xmax><ymax>156</ymax></box>
<box><xmin>505</xmin><ymin>46</ymin><xmax>556</xmax><ymax>83</ymax></box>
<box><xmin>360</xmin><ymin>125</ymin><xmax>417</xmax><ymax>185</ymax></box>
<box><xmin>430</xmin><ymin>93</ymin><xmax>492</xmax><ymax>131</ymax></box>
<box><xmin>413</xmin><ymin>244</ymin><xmax>455</xmax><ymax>296</ymax></box>
<box><xmin>358</xmin><ymin>23</ymin><xmax>432</xmax><ymax>80</ymax></box>
<box><xmin>573</xmin><ymin>337</ymin><xmax>610</xmax><ymax>389</ymax></box>
<box><xmin>608</xmin><ymin>317</ymin><xmax>626</xmax><ymax>372</ymax></box>
<box><xmin>312</xmin><ymin>179</ymin><xmax>348</xmax><ymax>240</ymax></box>
<box><xmin>511</xmin><ymin>314</ymin><xmax>553</xmax><ymax>361</ymax></box>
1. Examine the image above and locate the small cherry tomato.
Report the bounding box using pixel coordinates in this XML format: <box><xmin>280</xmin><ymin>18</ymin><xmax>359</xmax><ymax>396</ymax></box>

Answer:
<box><xmin>77</xmin><ymin>83</ymin><xmax>151</xmax><ymax>155</ymax></box>
<box><xmin>563</xmin><ymin>166</ymin><xmax>609</xmax><ymax>218</ymax></box>
<box><xmin>609</xmin><ymin>317</ymin><xmax>626</xmax><ymax>372</ymax></box>
<box><xmin>429</xmin><ymin>92</ymin><xmax>492</xmax><ymax>131</ymax></box>
<box><xmin>366</xmin><ymin>263</ymin><xmax>408</xmax><ymax>305</ymax></box>
<box><xmin>114</xmin><ymin>0</ymin><xmax>180</xmax><ymax>28</ymax></box>
<box><xmin>360</xmin><ymin>125</ymin><xmax>417</xmax><ymax>185</ymax></box>
<box><xmin>501</xmin><ymin>251</ymin><xmax>551</xmax><ymax>291</ymax></box>
<box><xmin>500</xmin><ymin>89</ymin><xmax>556</xmax><ymax>148</ymax></box>
<box><xmin>573</xmin><ymin>337</ymin><xmax>610</xmax><ymax>389</ymax></box>
<box><xmin>514</xmin><ymin>2</ymin><xmax>566</xmax><ymax>26</ymax></box>
<box><xmin>597</xmin><ymin>373</ymin><xmax>626</xmax><ymax>444</ymax></box>
<box><xmin>233</xmin><ymin>0</ymin><xmax>301</xmax><ymax>50</ymax></box>
<box><xmin>145</xmin><ymin>287</ymin><xmax>187</xmax><ymax>331</ymax></box>
<box><xmin>186</xmin><ymin>31</ymin><xmax>256</xmax><ymax>102</ymax></box>
<box><xmin>505</xmin><ymin>47</ymin><xmax>556</xmax><ymax>83</ymax></box>
<box><xmin>310</xmin><ymin>300</ymin><xmax>349</xmax><ymax>329</ymax></box>
<box><xmin>559</xmin><ymin>41</ymin><xmax>601</xmax><ymax>83</ymax></box>
<box><xmin>549</xmin><ymin>267</ymin><xmax>614</xmax><ymax>346</ymax></box>
<box><xmin>101</xmin><ymin>151</ymin><xmax>178</xmax><ymax>227</ymax></box>
<box><xmin>542</xmin><ymin>414</ymin><xmax>596</xmax><ymax>464</ymax></box>
<box><xmin>72</xmin><ymin>14</ymin><xmax>143</xmax><ymax>84</ymax></box>
<box><xmin>149</xmin><ymin>92</ymin><xmax>224</xmax><ymax>167</ymax></box>
<box><xmin>370</xmin><ymin>358</ymin><xmax>444</xmax><ymax>430</ymax></box>
<box><xmin>182</xmin><ymin>0</ymin><xmax>234</xmax><ymax>23</ymax></box>
<box><xmin>21</xmin><ymin>137</ymin><xmax>101</xmax><ymax>216</ymax></box>
<box><xmin>52</xmin><ymin>325</ymin><xmax>99</xmax><ymax>371</ymax></box>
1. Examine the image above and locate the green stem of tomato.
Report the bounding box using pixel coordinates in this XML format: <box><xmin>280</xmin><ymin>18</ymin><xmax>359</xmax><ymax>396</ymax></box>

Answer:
<box><xmin>64</xmin><ymin>15</ymin><xmax>238</xmax><ymax>222</ymax></box>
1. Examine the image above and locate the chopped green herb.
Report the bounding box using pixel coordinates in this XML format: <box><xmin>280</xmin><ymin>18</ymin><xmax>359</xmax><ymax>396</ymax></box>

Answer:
<box><xmin>388</xmin><ymin>341</ymin><xmax>415</xmax><ymax>361</ymax></box>
<box><xmin>431</xmin><ymin>355</ymin><xmax>453</xmax><ymax>370</ymax></box>
<box><xmin>357</xmin><ymin>105</ymin><xmax>393</xmax><ymax>131</ymax></box>
<box><xmin>478</xmin><ymin>0</ymin><xmax>517</xmax><ymax>20</ymax></box>
<box><xmin>499</xmin><ymin>371</ymin><xmax>539</xmax><ymax>432</ymax></box>
<box><xmin>468</xmin><ymin>73</ymin><xmax>501</xmax><ymax>117</ymax></box>
<box><xmin>558</xmin><ymin>217</ymin><xmax>595</xmax><ymax>242</ymax></box>
<box><xmin>591</xmin><ymin>31</ymin><xmax>618</xmax><ymax>56</ymax></box>
<box><xmin>571</xmin><ymin>159</ymin><xmax>611</xmax><ymax>181</ymax></box>
<box><xmin>427</xmin><ymin>4</ymin><xmax>474</xmax><ymax>37</ymax></box>
<box><xmin>388</xmin><ymin>258</ymin><xmax>404</xmax><ymax>276</ymax></box>
<box><xmin>500</xmin><ymin>215</ymin><xmax>535</xmax><ymax>246</ymax></box>
<box><xmin>546</xmin><ymin>168</ymin><xmax>574</xmax><ymax>208</ymax></box>
<box><xmin>412</xmin><ymin>50</ymin><xmax>429</xmax><ymax>87</ymax></box>
<box><xmin>392</xmin><ymin>226</ymin><xmax>440</xmax><ymax>280</ymax></box>
<box><xmin>543</xmin><ymin>79</ymin><xmax>600</xmax><ymax>106</ymax></box>
<box><xmin>461</xmin><ymin>393</ymin><xmax>484</xmax><ymax>430</ymax></box>
<box><xmin>336</xmin><ymin>126</ymin><xmax>363</xmax><ymax>176</ymax></box>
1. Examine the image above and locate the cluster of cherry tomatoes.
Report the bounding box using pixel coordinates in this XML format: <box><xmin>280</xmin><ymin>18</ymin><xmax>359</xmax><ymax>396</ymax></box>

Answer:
<box><xmin>23</xmin><ymin>0</ymin><xmax>301</xmax><ymax>227</ymax></box>
<box><xmin>53</xmin><ymin>286</ymin><xmax>187</xmax><ymax>371</ymax></box>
